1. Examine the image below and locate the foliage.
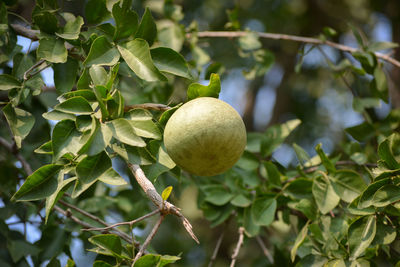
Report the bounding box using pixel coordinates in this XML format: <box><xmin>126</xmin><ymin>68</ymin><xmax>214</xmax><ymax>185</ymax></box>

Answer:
<box><xmin>1</xmin><ymin>0</ymin><xmax>400</xmax><ymax>266</ymax></box>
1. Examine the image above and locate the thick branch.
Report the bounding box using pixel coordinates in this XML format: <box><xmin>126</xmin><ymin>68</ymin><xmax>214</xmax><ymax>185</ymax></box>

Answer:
<box><xmin>189</xmin><ymin>31</ymin><xmax>400</xmax><ymax>68</ymax></box>
<box><xmin>128</xmin><ymin>164</ymin><xmax>199</xmax><ymax>243</ymax></box>
<box><xmin>230</xmin><ymin>227</ymin><xmax>245</xmax><ymax>267</ymax></box>
<box><xmin>10</xmin><ymin>23</ymin><xmax>39</xmax><ymax>41</ymax></box>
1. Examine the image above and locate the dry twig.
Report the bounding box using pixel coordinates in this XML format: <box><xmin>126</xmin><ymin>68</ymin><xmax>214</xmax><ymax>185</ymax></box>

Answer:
<box><xmin>208</xmin><ymin>230</ymin><xmax>225</xmax><ymax>267</ymax></box>
<box><xmin>230</xmin><ymin>227</ymin><xmax>245</xmax><ymax>267</ymax></box>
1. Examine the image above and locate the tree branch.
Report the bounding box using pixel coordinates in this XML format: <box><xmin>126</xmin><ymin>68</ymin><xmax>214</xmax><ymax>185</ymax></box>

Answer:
<box><xmin>10</xmin><ymin>23</ymin><xmax>39</xmax><ymax>41</ymax></box>
<box><xmin>0</xmin><ymin>136</ymin><xmax>32</xmax><ymax>175</ymax></box>
<box><xmin>132</xmin><ymin>215</ymin><xmax>165</xmax><ymax>266</ymax></box>
<box><xmin>255</xmin><ymin>236</ymin><xmax>274</xmax><ymax>264</ymax></box>
<box><xmin>124</xmin><ymin>103</ymin><xmax>171</xmax><ymax>112</ymax></box>
<box><xmin>230</xmin><ymin>227</ymin><xmax>245</xmax><ymax>267</ymax></box>
<box><xmin>189</xmin><ymin>31</ymin><xmax>400</xmax><ymax>68</ymax></box>
<box><xmin>128</xmin><ymin>163</ymin><xmax>199</xmax><ymax>244</ymax></box>
<box><xmin>208</xmin><ymin>230</ymin><xmax>225</xmax><ymax>267</ymax></box>
<box><xmin>82</xmin><ymin>209</ymin><xmax>160</xmax><ymax>232</ymax></box>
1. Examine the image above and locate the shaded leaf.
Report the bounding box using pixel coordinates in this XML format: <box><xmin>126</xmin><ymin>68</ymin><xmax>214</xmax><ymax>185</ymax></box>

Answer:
<box><xmin>37</xmin><ymin>37</ymin><xmax>67</xmax><ymax>63</ymax></box>
<box><xmin>107</xmin><ymin>118</ymin><xmax>146</xmax><ymax>147</ymax></box>
<box><xmin>55</xmin><ymin>15</ymin><xmax>84</xmax><ymax>40</ymax></box>
<box><xmin>251</xmin><ymin>196</ymin><xmax>276</xmax><ymax>226</ymax></box>
<box><xmin>11</xmin><ymin>164</ymin><xmax>62</xmax><ymax>201</ymax></box>
<box><xmin>331</xmin><ymin>170</ymin><xmax>367</xmax><ymax>203</ymax></box>
<box><xmin>53</xmin><ymin>57</ymin><xmax>79</xmax><ymax>93</ymax></box>
<box><xmin>372</xmin><ymin>184</ymin><xmax>400</xmax><ymax>207</ymax></box>
<box><xmin>348</xmin><ymin>215</ymin><xmax>376</xmax><ymax>260</ymax></box>
<box><xmin>88</xmin><ymin>234</ymin><xmax>122</xmax><ymax>256</ymax></box>
<box><xmin>112</xmin><ymin>1</ymin><xmax>138</xmax><ymax>40</ymax></box>
<box><xmin>151</xmin><ymin>47</ymin><xmax>191</xmax><ymax>79</ymax></box>
<box><xmin>135</xmin><ymin>8</ymin><xmax>157</xmax><ymax>46</ymax></box>
<box><xmin>85</xmin><ymin>0</ymin><xmax>109</xmax><ymax>24</ymax></box>
<box><xmin>0</xmin><ymin>74</ymin><xmax>21</xmax><ymax>90</ymax></box>
<box><xmin>54</xmin><ymin>96</ymin><xmax>93</xmax><ymax>114</ymax></box>
<box><xmin>312</xmin><ymin>175</ymin><xmax>340</xmax><ymax>214</ymax></box>
<box><xmin>84</xmin><ymin>36</ymin><xmax>120</xmax><ymax>66</ymax></box>
<box><xmin>3</xmin><ymin>103</ymin><xmax>35</xmax><ymax>148</ymax></box>
<box><xmin>52</xmin><ymin>120</ymin><xmax>83</xmax><ymax>160</ymax></box>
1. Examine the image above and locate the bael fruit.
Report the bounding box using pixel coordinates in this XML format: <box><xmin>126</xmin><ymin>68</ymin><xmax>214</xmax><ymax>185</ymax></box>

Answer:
<box><xmin>163</xmin><ymin>97</ymin><xmax>246</xmax><ymax>176</ymax></box>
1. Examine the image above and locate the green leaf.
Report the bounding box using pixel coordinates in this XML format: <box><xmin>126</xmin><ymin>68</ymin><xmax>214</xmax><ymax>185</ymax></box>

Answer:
<box><xmin>285</xmin><ymin>178</ymin><xmax>313</xmax><ymax>199</ymax></box>
<box><xmin>33</xmin><ymin>11</ymin><xmax>58</xmax><ymax>34</ymax></box>
<box><xmin>201</xmin><ymin>184</ymin><xmax>234</xmax><ymax>206</ymax></box>
<box><xmin>118</xmin><ymin>39</ymin><xmax>166</xmax><ymax>82</ymax></box>
<box><xmin>59</xmin><ymin>89</ymin><xmax>97</xmax><ymax>102</ymax></box>
<box><xmin>158</xmin><ymin>24</ymin><xmax>184</xmax><ymax>52</ymax></box>
<box><xmin>150</xmin><ymin>47</ymin><xmax>191</xmax><ymax>79</ymax></box>
<box><xmin>45</xmin><ymin>175</ymin><xmax>76</xmax><ymax>223</ymax></box>
<box><xmin>53</xmin><ymin>57</ymin><xmax>79</xmax><ymax>93</ymax></box>
<box><xmin>368</xmin><ymin>41</ymin><xmax>399</xmax><ymax>52</ymax></box>
<box><xmin>291</xmin><ymin>221</ymin><xmax>309</xmax><ymax>262</ymax></box>
<box><xmin>264</xmin><ymin>161</ymin><xmax>282</xmax><ymax>188</ymax></box>
<box><xmin>79</xmin><ymin>118</ymin><xmax>112</xmax><ymax>156</ymax></box>
<box><xmin>84</xmin><ymin>36</ymin><xmax>120</xmax><ymax>66</ymax></box>
<box><xmin>243</xmin><ymin>206</ymin><xmax>260</xmax><ymax>237</ymax></box>
<box><xmin>371</xmin><ymin>184</ymin><xmax>400</xmax><ymax>207</ymax></box>
<box><xmin>97</xmin><ymin>168</ymin><xmax>127</xmax><ymax>185</ymax></box>
<box><xmin>88</xmin><ymin>234</ymin><xmax>122</xmax><ymax>257</ymax></box>
<box><xmin>251</xmin><ymin>196</ymin><xmax>277</xmax><ymax>226</ymax></box>
<box><xmin>107</xmin><ymin>118</ymin><xmax>146</xmax><ymax>147</ymax></box>
<box><xmin>73</xmin><ymin>151</ymin><xmax>112</xmax><ymax>197</ymax></box>
<box><xmin>140</xmin><ymin>142</ymin><xmax>176</xmax><ymax>181</ymax></box>
<box><xmin>261</xmin><ymin>119</ymin><xmax>301</xmax><ymax>157</ymax></box>
<box><xmin>374</xmin><ymin>66</ymin><xmax>388</xmax><ymax>97</ymax></box>
<box><xmin>378</xmin><ymin>134</ymin><xmax>400</xmax><ymax>169</ymax></box>
<box><xmin>135</xmin><ymin>254</ymin><xmax>180</xmax><ymax>267</ymax></box>
<box><xmin>161</xmin><ymin>186</ymin><xmax>173</xmax><ymax>201</ymax></box>
<box><xmin>293</xmin><ymin>143</ymin><xmax>310</xmax><ymax>166</ymax></box>
<box><xmin>129</xmin><ymin>120</ymin><xmax>161</xmax><ymax>140</ymax></box>
<box><xmin>331</xmin><ymin>170</ymin><xmax>367</xmax><ymax>203</ymax></box>
<box><xmin>90</xmin><ymin>65</ymin><xmax>108</xmax><ymax>86</ymax></box>
<box><xmin>348</xmin><ymin>196</ymin><xmax>376</xmax><ymax>216</ymax></box>
<box><xmin>46</xmin><ymin>257</ymin><xmax>61</xmax><ymax>267</ymax></box>
<box><xmin>54</xmin><ymin>96</ymin><xmax>93</xmax><ymax>114</ymax></box>
<box><xmin>93</xmin><ymin>261</ymin><xmax>112</xmax><ymax>267</ymax></box>
<box><xmin>348</xmin><ymin>215</ymin><xmax>376</xmax><ymax>260</ymax></box>
<box><xmin>372</xmin><ymin>220</ymin><xmax>396</xmax><ymax>246</ymax></box>
<box><xmin>55</xmin><ymin>15</ymin><xmax>84</xmax><ymax>40</ymax></box>
<box><xmin>345</xmin><ymin>122</ymin><xmax>375</xmax><ymax>142</ymax></box>
<box><xmin>230</xmin><ymin>194</ymin><xmax>252</xmax><ymax>207</ymax></box>
<box><xmin>43</xmin><ymin>110</ymin><xmax>76</xmax><ymax>121</ymax></box>
<box><xmin>3</xmin><ymin>103</ymin><xmax>35</xmax><ymax>148</ymax></box>
<box><xmin>37</xmin><ymin>37</ymin><xmax>67</xmax><ymax>63</ymax></box>
<box><xmin>112</xmin><ymin>144</ymin><xmax>154</xmax><ymax>165</ymax></box>
<box><xmin>352</xmin><ymin>97</ymin><xmax>381</xmax><ymax>113</ymax></box>
<box><xmin>11</xmin><ymin>164</ymin><xmax>62</xmax><ymax>201</ymax></box>
<box><xmin>7</xmin><ymin>240</ymin><xmax>41</xmax><ymax>263</ymax></box>
<box><xmin>358</xmin><ymin>178</ymin><xmax>390</xmax><ymax>209</ymax></box>
<box><xmin>187</xmin><ymin>73</ymin><xmax>221</xmax><ymax>100</ymax></box>
<box><xmin>0</xmin><ymin>74</ymin><xmax>21</xmax><ymax>90</ymax></box>
<box><xmin>112</xmin><ymin>1</ymin><xmax>138</xmax><ymax>41</ymax></box>
<box><xmin>292</xmin><ymin>199</ymin><xmax>317</xmax><ymax>220</ymax></box>
<box><xmin>312</xmin><ymin>175</ymin><xmax>340</xmax><ymax>214</ymax></box>
<box><xmin>135</xmin><ymin>7</ymin><xmax>157</xmax><ymax>46</ymax></box>
<box><xmin>85</xmin><ymin>0</ymin><xmax>109</xmax><ymax>24</ymax></box>
<box><xmin>52</xmin><ymin>120</ymin><xmax>84</xmax><ymax>160</ymax></box>
<box><xmin>315</xmin><ymin>143</ymin><xmax>335</xmax><ymax>173</ymax></box>
<box><xmin>35</xmin><ymin>140</ymin><xmax>53</xmax><ymax>154</ymax></box>
<box><xmin>158</xmin><ymin>103</ymin><xmax>182</xmax><ymax>126</ymax></box>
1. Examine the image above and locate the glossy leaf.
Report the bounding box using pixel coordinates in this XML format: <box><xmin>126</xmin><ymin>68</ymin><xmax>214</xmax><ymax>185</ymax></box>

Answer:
<box><xmin>43</xmin><ymin>110</ymin><xmax>76</xmax><ymax>121</ymax></box>
<box><xmin>348</xmin><ymin>215</ymin><xmax>376</xmax><ymax>260</ymax></box>
<box><xmin>55</xmin><ymin>15</ymin><xmax>84</xmax><ymax>40</ymax></box>
<box><xmin>112</xmin><ymin>1</ymin><xmax>138</xmax><ymax>40</ymax></box>
<box><xmin>358</xmin><ymin>178</ymin><xmax>390</xmax><ymax>209</ymax></box>
<box><xmin>331</xmin><ymin>170</ymin><xmax>367</xmax><ymax>203</ymax></box>
<box><xmin>52</xmin><ymin>120</ymin><xmax>83</xmax><ymax>160</ymax></box>
<box><xmin>150</xmin><ymin>47</ymin><xmax>191</xmax><ymax>79</ymax></box>
<box><xmin>37</xmin><ymin>37</ymin><xmax>67</xmax><ymax>63</ymax></box>
<box><xmin>84</xmin><ymin>36</ymin><xmax>120</xmax><ymax>66</ymax></box>
<box><xmin>79</xmin><ymin>118</ymin><xmax>112</xmax><ymax>156</ymax></box>
<box><xmin>371</xmin><ymin>184</ymin><xmax>400</xmax><ymax>207</ymax></box>
<box><xmin>135</xmin><ymin>8</ymin><xmax>157</xmax><ymax>46</ymax></box>
<box><xmin>11</xmin><ymin>164</ymin><xmax>62</xmax><ymax>201</ymax></box>
<box><xmin>312</xmin><ymin>175</ymin><xmax>340</xmax><ymax>214</ymax></box>
<box><xmin>107</xmin><ymin>118</ymin><xmax>146</xmax><ymax>147</ymax></box>
<box><xmin>88</xmin><ymin>234</ymin><xmax>122</xmax><ymax>257</ymax></box>
<box><xmin>112</xmin><ymin>144</ymin><xmax>154</xmax><ymax>165</ymax></box>
<box><xmin>3</xmin><ymin>103</ymin><xmax>35</xmax><ymax>148</ymax></box>
<box><xmin>54</xmin><ymin>96</ymin><xmax>93</xmax><ymax>114</ymax></box>
<box><xmin>118</xmin><ymin>39</ymin><xmax>166</xmax><ymax>82</ymax></box>
<box><xmin>187</xmin><ymin>73</ymin><xmax>220</xmax><ymax>100</ymax></box>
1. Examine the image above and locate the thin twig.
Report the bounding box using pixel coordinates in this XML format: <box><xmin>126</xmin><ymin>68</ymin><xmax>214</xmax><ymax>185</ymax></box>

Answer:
<box><xmin>208</xmin><ymin>230</ymin><xmax>225</xmax><ymax>267</ymax></box>
<box><xmin>128</xmin><ymin>163</ymin><xmax>199</xmax><ymax>243</ymax></box>
<box><xmin>188</xmin><ymin>31</ymin><xmax>400</xmax><ymax>68</ymax></box>
<box><xmin>58</xmin><ymin>199</ymin><xmax>135</xmax><ymax>245</ymax></box>
<box><xmin>83</xmin><ymin>209</ymin><xmax>160</xmax><ymax>232</ymax></box>
<box><xmin>124</xmin><ymin>103</ymin><xmax>171</xmax><ymax>112</ymax></box>
<box><xmin>132</xmin><ymin>215</ymin><xmax>165</xmax><ymax>266</ymax></box>
<box><xmin>54</xmin><ymin>205</ymin><xmax>95</xmax><ymax>229</ymax></box>
<box><xmin>230</xmin><ymin>227</ymin><xmax>245</xmax><ymax>267</ymax></box>
<box><xmin>255</xmin><ymin>236</ymin><xmax>274</xmax><ymax>264</ymax></box>
<box><xmin>23</xmin><ymin>59</ymin><xmax>46</xmax><ymax>80</ymax></box>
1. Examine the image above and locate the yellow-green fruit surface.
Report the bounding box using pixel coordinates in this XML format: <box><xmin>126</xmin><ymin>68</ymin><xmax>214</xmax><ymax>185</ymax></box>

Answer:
<box><xmin>163</xmin><ymin>97</ymin><xmax>247</xmax><ymax>176</ymax></box>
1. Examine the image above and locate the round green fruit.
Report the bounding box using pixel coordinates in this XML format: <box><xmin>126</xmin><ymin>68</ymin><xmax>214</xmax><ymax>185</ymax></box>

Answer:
<box><xmin>163</xmin><ymin>97</ymin><xmax>247</xmax><ymax>176</ymax></box>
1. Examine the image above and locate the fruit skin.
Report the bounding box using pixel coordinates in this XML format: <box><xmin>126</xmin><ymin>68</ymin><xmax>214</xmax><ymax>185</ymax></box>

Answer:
<box><xmin>163</xmin><ymin>97</ymin><xmax>247</xmax><ymax>176</ymax></box>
